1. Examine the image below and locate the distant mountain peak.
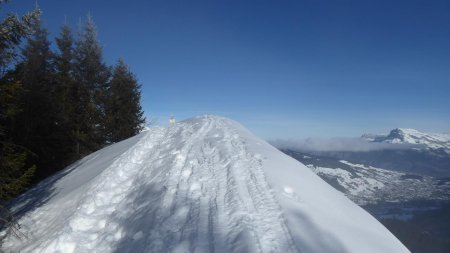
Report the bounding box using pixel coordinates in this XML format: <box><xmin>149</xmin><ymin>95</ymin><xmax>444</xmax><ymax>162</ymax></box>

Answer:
<box><xmin>362</xmin><ymin>128</ymin><xmax>450</xmax><ymax>152</ymax></box>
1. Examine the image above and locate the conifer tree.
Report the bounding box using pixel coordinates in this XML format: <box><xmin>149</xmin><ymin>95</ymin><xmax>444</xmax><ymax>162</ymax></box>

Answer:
<box><xmin>55</xmin><ymin>24</ymin><xmax>74</xmax><ymax>106</ymax></box>
<box><xmin>0</xmin><ymin>1</ymin><xmax>40</xmax><ymax>202</ymax></box>
<box><xmin>13</xmin><ymin>19</ymin><xmax>64</xmax><ymax>179</ymax></box>
<box><xmin>0</xmin><ymin>68</ymin><xmax>36</xmax><ymax>202</ymax></box>
<box><xmin>0</xmin><ymin>1</ymin><xmax>40</xmax><ymax>76</ymax></box>
<box><xmin>105</xmin><ymin>59</ymin><xmax>145</xmax><ymax>143</ymax></box>
<box><xmin>1</xmin><ymin>8</ymin><xmax>147</xmax><ymax>203</ymax></box>
<box><xmin>54</xmin><ymin>24</ymin><xmax>79</xmax><ymax>162</ymax></box>
<box><xmin>73</xmin><ymin>15</ymin><xmax>110</xmax><ymax>153</ymax></box>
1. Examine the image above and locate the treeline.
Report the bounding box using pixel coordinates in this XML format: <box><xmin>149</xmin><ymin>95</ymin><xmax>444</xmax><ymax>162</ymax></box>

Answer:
<box><xmin>0</xmin><ymin>4</ymin><xmax>145</xmax><ymax>202</ymax></box>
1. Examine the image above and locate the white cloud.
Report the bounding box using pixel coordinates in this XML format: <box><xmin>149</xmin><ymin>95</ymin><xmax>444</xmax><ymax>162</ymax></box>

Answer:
<box><xmin>270</xmin><ymin>137</ymin><xmax>422</xmax><ymax>152</ymax></box>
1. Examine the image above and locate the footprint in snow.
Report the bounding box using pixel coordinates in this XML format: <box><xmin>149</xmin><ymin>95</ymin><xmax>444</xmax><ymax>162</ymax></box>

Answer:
<box><xmin>254</xmin><ymin>153</ymin><xmax>266</xmax><ymax>160</ymax></box>
<box><xmin>181</xmin><ymin>169</ymin><xmax>192</xmax><ymax>178</ymax></box>
<box><xmin>133</xmin><ymin>231</ymin><xmax>144</xmax><ymax>240</ymax></box>
<box><xmin>189</xmin><ymin>182</ymin><xmax>202</xmax><ymax>198</ymax></box>
<box><xmin>283</xmin><ymin>186</ymin><xmax>303</xmax><ymax>203</ymax></box>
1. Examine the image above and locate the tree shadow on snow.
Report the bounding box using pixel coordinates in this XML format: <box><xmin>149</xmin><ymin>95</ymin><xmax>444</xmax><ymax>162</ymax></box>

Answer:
<box><xmin>4</xmin><ymin>156</ymin><xmax>92</xmax><ymax>221</ymax></box>
<box><xmin>110</xmin><ymin>175</ymin><xmax>234</xmax><ymax>253</ymax></box>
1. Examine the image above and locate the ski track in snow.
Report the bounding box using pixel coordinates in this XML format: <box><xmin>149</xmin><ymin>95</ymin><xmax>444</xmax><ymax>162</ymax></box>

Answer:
<box><xmin>7</xmin><ymin>116</ymin><xmax>297</xmax><ymax>253</ymax></box>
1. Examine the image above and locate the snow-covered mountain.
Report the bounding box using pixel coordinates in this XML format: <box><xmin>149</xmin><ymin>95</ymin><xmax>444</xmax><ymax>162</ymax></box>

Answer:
<box><xmin>283</xmin><ymin>150</ymin><xmax>450</xmax><ymax>205</ymax></box>
<box><xmin>363</xmin><ymin>128</ymin><xmax>450</xmax><ymax>153</ymax></box>
<box><xmin>1</xmin><ymin>116</ymin><xmax>409</xmax><ymax>253</ymax></box>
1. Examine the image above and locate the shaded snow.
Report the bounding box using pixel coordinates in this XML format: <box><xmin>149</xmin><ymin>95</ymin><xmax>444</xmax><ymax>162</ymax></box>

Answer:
<box><xmin>1</xmin><ymin>116</ymin><xmax>409</xmax><ymax>253</ymax></box>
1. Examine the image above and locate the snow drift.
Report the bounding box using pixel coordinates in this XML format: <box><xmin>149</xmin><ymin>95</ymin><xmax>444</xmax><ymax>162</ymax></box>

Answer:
<box><xmin>1</xmin><ymin>115</ymin><xmax>409</xmax><ymax>253</ymax></box>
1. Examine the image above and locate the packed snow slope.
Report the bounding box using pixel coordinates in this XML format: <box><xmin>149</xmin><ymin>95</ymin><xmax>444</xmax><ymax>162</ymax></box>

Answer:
<box><xmin>1</xmin><ymin>116</ymin><xmax>409</xmax><ymax>253</ymax></box>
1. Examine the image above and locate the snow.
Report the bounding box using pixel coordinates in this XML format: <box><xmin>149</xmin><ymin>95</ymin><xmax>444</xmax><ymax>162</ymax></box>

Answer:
<box><xmin>1</xmin><ymin>115</ymin><xmax>409</xmax><ymax>253</ymax></box>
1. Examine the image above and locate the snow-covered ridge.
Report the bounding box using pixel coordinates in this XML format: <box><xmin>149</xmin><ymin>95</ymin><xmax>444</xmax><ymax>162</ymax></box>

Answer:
<box><xmin>363</xmin><ymin>128</ymin><xmax>450</xmax><ymax>152</ymax></box>
<box><xmin>1</xmin><ymin>115</ymin><xmax>409</xmax><ymax>253</ymax></box>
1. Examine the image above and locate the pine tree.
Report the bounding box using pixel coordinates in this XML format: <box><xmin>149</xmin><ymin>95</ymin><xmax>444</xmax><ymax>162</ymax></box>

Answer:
<box><xmin>0</xmin><ymin>0</ymin><xmax>40</xmax><ymax>203</ymax></box>
<box><xmin>0</xmin><ymin>1</ymin><xmax>41</xmax><ymax>76</ymax></box>
<box><xmin>12</xmin><ymin>19</ymin><xmax>64</xmax><ymax>180</ymax></box>
<box><xmin>54</xmin><ymin>24</ymin><xmax>79</xmax><ymax>162</ymax></box>
<box><xmin>55</xmin><ymin>24</ymin><xmax>74</xmax><ymax>106</ymax></box>
<box><xmin>0</xmin><ymin>69</ymin><xmax>37</xmax><ymax>202</ymax></box>
<box><xmin>105</xmin><ymin>59</ymin><xmax>145</xmax><ymax>143</ymax></box>
<box><xmin>73</xmin><ymin>15</ymin><xmax>110</xmax><ymax>153</ymax></box>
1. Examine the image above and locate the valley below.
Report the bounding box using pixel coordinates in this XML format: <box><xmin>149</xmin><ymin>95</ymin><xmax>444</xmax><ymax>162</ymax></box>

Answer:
<box><xmin>282</xmin><ymin>148</ymin><xmax>450</xmax><ymax>253</ymax></box>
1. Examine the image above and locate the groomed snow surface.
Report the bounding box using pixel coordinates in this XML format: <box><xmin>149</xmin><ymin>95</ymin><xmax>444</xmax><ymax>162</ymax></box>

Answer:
<box><xmin>1</xmin><ymin>116</ymin><xmax>410</xmax><ymax>253</ymax></box>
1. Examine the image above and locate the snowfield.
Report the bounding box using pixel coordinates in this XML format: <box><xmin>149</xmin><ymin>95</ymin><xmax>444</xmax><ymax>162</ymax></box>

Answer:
<box><xmin>1</xmin><ymin>116</ymin><xmax>409</xmax><ymax>253</ymax></box>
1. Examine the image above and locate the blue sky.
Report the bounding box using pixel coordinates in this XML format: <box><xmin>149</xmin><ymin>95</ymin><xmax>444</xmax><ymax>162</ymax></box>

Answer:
<box><xmin>5</xmin><ymin>0</ymin><xmax>450</xmax><ymax>138</ymax></box>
